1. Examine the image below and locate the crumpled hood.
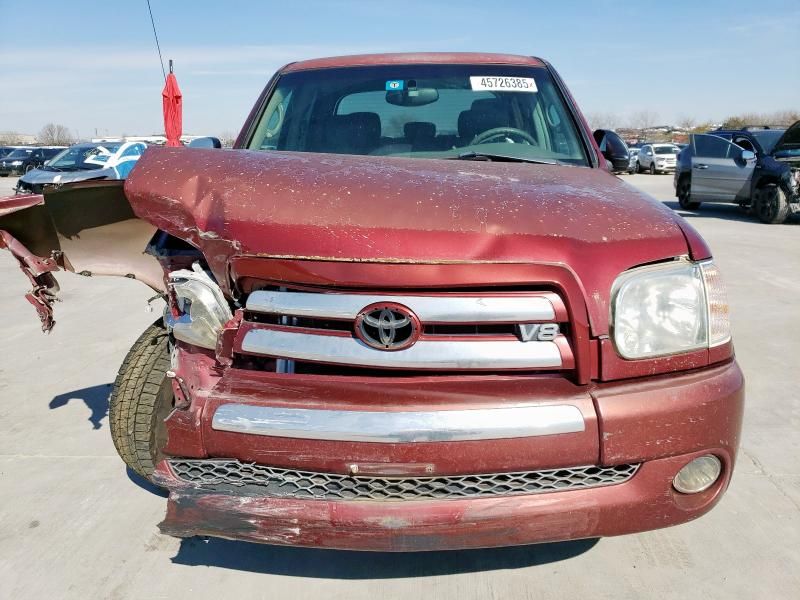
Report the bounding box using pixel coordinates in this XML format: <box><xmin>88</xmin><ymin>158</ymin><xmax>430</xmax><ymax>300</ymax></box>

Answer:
<box><xmin>19</xmin><ymin>167</ymin><xmax>115</xmax><ymax>186</ymax></box>
<box><xmin>772</xmin><ymin>119</ymin><xmax>800</xmax><ymax>156</ymax></box>
<box><xmin>124</xmin><ymin>147</ymin><xmax>695</xmax><ymax>334</ymax></box>
<box><xmin>126</xmin><ymin>147</ymin><xmax>688</xmax><ymax>266</ymax></box>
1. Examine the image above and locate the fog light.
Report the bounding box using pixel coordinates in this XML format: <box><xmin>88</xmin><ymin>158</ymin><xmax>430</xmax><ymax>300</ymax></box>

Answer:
<box><xmin>673</xmin><ymin>455</ymin><xmax>722</xmax><ymax>494</ymax></box>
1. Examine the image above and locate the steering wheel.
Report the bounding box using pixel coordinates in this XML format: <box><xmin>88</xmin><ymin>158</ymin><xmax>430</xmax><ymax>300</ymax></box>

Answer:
<box><xmin>471</xmin><ymin>127</ymin><xmax>537</xmax><ymax>146</ymax></box>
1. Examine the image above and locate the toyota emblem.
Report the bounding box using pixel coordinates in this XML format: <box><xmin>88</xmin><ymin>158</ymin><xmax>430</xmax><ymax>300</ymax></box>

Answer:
<box><xmin>354</xmin><ymin>302</ymin><xmax>420</xmax><ymax>351</ymax></box>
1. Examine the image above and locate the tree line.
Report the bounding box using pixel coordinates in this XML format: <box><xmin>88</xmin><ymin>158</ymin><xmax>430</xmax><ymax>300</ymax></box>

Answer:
<box><xmin>588</xmin><ymin>109</ymin><xmax>800</xmax><ymax>134</ymax></box>
<box><xmin>0</xmin><ymin>123</ymin><xmax>76</xmax><ymax>146</ymax></box>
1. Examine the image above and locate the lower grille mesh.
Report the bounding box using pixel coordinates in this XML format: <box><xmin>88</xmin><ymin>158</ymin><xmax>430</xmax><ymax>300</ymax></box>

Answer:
<box><xmin>168</xmin><ymin>460</ymin><xmax>639</xmax><ymax>501</ymax></box>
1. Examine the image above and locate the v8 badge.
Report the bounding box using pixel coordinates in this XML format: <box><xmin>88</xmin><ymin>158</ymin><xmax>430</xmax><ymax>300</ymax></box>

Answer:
<box><xmin>516</xmin><ymin>323</ymin><xmax>560</xmax><ymax>342</ymax></box>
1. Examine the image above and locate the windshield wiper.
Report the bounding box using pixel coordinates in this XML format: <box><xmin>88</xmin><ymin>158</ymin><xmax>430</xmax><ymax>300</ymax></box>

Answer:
<box><xmin>451</xmin><ymin>151</ymin><xmax>558</xmax><ymax>165</ymax></box>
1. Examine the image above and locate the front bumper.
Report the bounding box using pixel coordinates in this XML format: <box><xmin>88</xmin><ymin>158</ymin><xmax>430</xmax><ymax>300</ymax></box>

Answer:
<box><xmin>156</xmin><ymin>448</ymin><xmax>734</xmax><ymax>551</ymax></box>
<box><xmin>155</xmin><ymin>359</ymin><xmax>744</xmax><ymax>551</ymax></box>
<box><xmin>0</xmin><ymin>166</ymin><xmax>23</xmax><ymax>176</ymax></box>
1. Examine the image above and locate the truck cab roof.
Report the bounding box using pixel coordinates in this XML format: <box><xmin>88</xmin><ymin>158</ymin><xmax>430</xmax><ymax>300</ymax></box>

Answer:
<box><xmin>282</xmin><ymin>52</ymin><xmax>547</xmax><ymax>73</ymax></box>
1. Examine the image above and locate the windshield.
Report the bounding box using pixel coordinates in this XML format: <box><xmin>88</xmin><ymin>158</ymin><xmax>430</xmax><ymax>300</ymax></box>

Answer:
<box><xmin>49</xmin><ymin>144</ymin><xmax>122</xmax><ymax>170</ymax></box>
<box><xmin>749</xmin><ymin>130</ymin><xmax>785</xmax><ymax>154</ymax></box>
<box><xmin>654</xmin><ymin>146</ymin><xmax>678</xmax><ymax>155</ymax></box>
<box><xmin>5</xmin><ymin>148</ymin><xmax>33</xmax><ymax>159</ymax></box>
<box><xmin>248</xmin><ymin>64</ymin><xmax>589</xmax><ymax>166</ymax></box>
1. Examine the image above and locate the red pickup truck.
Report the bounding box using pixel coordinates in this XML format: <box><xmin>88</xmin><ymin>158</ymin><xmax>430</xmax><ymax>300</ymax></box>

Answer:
<box><xmin>0</xmin><ymin>53</ymin><xmax>743</xmax><ymax>551</ymax></box>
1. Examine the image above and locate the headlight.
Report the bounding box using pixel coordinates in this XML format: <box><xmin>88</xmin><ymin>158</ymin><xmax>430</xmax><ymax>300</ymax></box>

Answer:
<box><xmin>165</xmin><ymin>263</ymin><xmax>233</xmax><ymax>349</ymax></box>
<box><xmin>611</xmin><ymin>260</ymin><xmax>730</xmax><ymax>359</ymax></box>
<box><xmin>11</xmin><ymin>160</ymin><xmax>23</xmax><ymax>166</ymax></box>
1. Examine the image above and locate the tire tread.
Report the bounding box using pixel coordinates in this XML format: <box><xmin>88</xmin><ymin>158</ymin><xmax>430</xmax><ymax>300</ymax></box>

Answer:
<box><xmin>108</xmin><ymin>321</ymin><xmax>170</xmax><ymax>480</ymax></box>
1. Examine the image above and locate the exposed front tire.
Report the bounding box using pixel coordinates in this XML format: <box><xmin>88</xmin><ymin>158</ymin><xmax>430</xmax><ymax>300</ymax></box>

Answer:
<box><xmin>649</xmin><ymin>163</ymin><xmax>657</xmax><ymax>175</ymax></box>
<box><xmin>109</xmin><ymin>320</ymin><xmax>173</xmax><ymax>481</ymax></box>
<box><xmin>677</xmin><ymin>176</ymin><xmax>701</xmax><ymax>210</ymax></box>
<box><xmin>636</xmin><ymin>161</ymin><xmax>643</xmax><ymax>174</ymax></box>
<box><xmin>754</xmin><ymin>184</ymin><xmax>790</xmax><ymax>224</ymax></box>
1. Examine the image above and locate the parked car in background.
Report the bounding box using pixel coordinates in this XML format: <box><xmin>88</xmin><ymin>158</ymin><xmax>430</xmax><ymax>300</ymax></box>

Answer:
<box><xmin>0</xmin><ymin>146</ymin><xmax>25</xmax><ymax>159</ymax></box>
<box><xmin>637</xmin><ymin>143</ymin><xmax>680</xmax><ymax>174</ymax></box>
<box><xmin>14</xmin><ymin>141</ymin><xmax>147</xmax><ymax>194</ymax></box>
<box><xmin>593</xmin><ymin>129</ymin><xmax>631</xmax><ymax>173</ymax></box>
<box><xmin>627</xmin><ymin>148</ymin><xmax>640</xmax><ymax>174</ymax></box>
<box><xmin>674</xmin><ymin>122</ymin><xmax>800</xmax><ymax>223</ymax></box>
<box><xmin>0</xmin><ymin>147</ymin><xmax>64</xmax><ymax>176</ymax></box>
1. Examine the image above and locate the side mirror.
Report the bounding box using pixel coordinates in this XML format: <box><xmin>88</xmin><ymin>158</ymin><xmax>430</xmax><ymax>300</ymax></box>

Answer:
<box><xmin>187</xmin><ymin>137</ymin><xmax>223</xmax><ymax>149</ymax></box>
<box><xmin>741</xmin><ymin>150</ymin><xmax>756</xmax><ymax>161</ymax></box>
<box><xmin>595</xmin><ymin>129</ymin><xmax>631</xmax><ymax>172</ymax></box>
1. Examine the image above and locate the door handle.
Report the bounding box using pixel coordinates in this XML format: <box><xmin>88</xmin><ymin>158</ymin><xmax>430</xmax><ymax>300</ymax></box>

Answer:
<box><xmin>694</xmin><ymin>164</ymin><xmax>709</xmax><ymax>170</ymax></box>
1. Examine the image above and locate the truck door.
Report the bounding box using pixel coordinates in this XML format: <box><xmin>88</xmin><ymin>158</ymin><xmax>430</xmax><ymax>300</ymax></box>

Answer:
<box><xmin>690</xmin><ymin>134</ymin><xmax>755</xmax><ymax>202</ymax></box>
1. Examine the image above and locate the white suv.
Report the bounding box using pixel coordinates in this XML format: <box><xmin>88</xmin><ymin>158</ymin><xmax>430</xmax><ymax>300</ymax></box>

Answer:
<box><xmin>637</xmin><ymin>144</ymin><xmax>680</xmax><ymax>174</ymax></box>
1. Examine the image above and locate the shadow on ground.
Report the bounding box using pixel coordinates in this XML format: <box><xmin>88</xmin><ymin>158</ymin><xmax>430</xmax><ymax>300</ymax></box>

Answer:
<box><xmin>664</xmin><ymin>200</ymin><xmax>799</xmax><ymax>225</ymax></box>
<box><xmin>170</xmin><ymin>536</ymin><xmax>599</xmax><ymax>578</ymax></box>
<box><xmin>127</xmin><ymin>467</ymin><xmax>169</xmax><ymax>498</ymax></box>
<box><xmin>49</xmin><ymin>383</ymin><xmax>112</xmax><ymax>429</ymax></box>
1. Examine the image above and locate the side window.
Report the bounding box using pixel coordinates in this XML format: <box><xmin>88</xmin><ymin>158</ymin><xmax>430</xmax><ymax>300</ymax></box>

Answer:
<box><xmin>691</xmin><ymin>134</ymin><xmax>738</xmax><ymax>159</ymax></box>
<box><xmin>254</xmin><ymin>89</ymin><xmax>294</xmax><ymax>150</ymax></box>
<box><xmin>734</xmin><ymin>137</ymin><xmax>755</xmax><ymax>153</ymax></box>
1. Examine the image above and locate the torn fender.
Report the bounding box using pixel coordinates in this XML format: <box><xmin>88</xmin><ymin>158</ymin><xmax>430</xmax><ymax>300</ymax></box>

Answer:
<box><xmin>0</xmin><ymin>180</ymin><xmax>163</xmax><ymax>331</ymax></box>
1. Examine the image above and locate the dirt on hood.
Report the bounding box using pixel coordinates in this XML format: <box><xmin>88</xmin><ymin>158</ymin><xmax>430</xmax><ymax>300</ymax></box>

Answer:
<box><xmin>124</xmin><ymin>146</ymin><xmax>690</xmax><ymax>274</ymax></box>
<box><xmin>1</xmin><ymin>147</ymin><xmax>702</xmax><ymax>332</ymax></box>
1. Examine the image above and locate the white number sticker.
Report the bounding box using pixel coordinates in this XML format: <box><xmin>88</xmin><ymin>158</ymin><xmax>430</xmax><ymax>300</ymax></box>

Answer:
<box><xmin>469</xmin><ymin>76</ymin><xmax>538</xmax><ymax>92</ymax></box>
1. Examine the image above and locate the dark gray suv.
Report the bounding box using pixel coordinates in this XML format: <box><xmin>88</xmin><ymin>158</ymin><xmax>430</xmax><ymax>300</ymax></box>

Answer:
<box><xmin>674</xmin><ymin>123</ymin><xmax>800</xmax><ymax>223</ymax></box>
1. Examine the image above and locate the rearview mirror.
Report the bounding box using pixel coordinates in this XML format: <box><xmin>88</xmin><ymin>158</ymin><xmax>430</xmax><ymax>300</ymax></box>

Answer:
<box><xmin>741</xmin><ymin>150</ymin><xmax>756</xmax><ymax>161</ymax></box>
<box><xmin>386</xmin><ymin>88</ymin><xmax>439</xmax><ymax>107</ymax></box>
<box><xmin>187</xmin><ymin>137</ymin><xmax>223</xmax><ymax>149</ymax></box>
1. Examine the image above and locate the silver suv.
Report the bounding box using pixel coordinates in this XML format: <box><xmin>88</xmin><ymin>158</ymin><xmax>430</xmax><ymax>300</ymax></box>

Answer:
<box><xmin>637</xmin><ymin>143</ymin><xmax>680</xmax><ymax>174</ymax></box>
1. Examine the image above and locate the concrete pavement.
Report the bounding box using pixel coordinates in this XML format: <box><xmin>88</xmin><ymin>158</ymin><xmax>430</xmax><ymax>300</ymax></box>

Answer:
<box><xmin>0</xmin><ymin>173</ymin><xmax>798</xmax><ymax>599</ymax></box>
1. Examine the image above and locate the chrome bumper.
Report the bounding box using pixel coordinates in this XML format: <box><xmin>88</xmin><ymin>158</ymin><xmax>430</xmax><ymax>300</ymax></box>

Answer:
<box><xmin>211</xmin><ymin>403</ymin><xmax>585</xmax><ymax>443</ymax></box>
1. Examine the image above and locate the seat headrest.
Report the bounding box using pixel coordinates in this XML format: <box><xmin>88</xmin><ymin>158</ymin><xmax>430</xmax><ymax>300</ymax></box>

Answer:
<box><xmin>403</xmin><ymin>121</ymin><xmax>436</xmax><ymax>141</ymax></box>
<box><xmin>324</xmin><ymin>112</ymin><xmax>381</xmax><ymax>154</ymax></box>
<box><xmin>458</xmin><ymin>99</ymin><xmax>509</xmax><ymax>141</ymax></box>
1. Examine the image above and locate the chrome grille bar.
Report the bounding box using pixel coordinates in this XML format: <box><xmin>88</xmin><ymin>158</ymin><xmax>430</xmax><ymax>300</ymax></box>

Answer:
<box><xmin>246</xmin><ymin>291</ymin><xmax>557</xmax><ymax>322</ymax></box>
<box><xmin>240</xmin><ymin>328</ymin><xmax>564</xmax><ymax>370</ymax></box>
<box><xmin>212</xmin><ymin>403</ymin><xmax>585</xmax><ymax>442</ymax></box>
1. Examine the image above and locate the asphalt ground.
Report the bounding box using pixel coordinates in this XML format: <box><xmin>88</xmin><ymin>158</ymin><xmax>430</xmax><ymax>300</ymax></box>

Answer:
<box><xmin>0</xmin><ymin>172</ymin><xmax>798</xmax><ymax>599</ymax></box>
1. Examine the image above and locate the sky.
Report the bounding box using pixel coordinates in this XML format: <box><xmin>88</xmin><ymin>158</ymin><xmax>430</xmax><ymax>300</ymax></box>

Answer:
<box><xmin>1</xmin><ymin>0</ymin><xmax>798</xmax><ymax>138</ymax></box>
